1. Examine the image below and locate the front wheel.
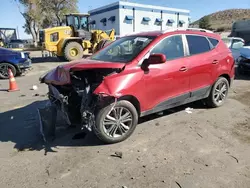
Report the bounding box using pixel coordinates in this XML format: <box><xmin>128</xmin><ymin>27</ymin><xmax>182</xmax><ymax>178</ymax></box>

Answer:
<box><xmin>206</xmin><ymin>77</ymin><xmax>229</xmax><ymax>108</ymax></box>
<box><xmin>0</xmin><ymin>63</ymin><xmax>17</xmax><ymax>79</ymax></box>
<box><xmin>93</xmin><ymin>100</ymin><xmax>138</xmax><ymax>144</ymax></box>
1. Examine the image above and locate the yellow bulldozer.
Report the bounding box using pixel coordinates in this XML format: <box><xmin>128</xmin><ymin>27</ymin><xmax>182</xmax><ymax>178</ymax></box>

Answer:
<box><xmin>39</xmin><ymin>13</ymin><xmax>115</xmax><ymax>61</ymax></box>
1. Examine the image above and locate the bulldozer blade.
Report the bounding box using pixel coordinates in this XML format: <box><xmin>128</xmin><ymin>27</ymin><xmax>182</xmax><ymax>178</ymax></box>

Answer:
<box><xmin>37</xmin><ymin>105</ymin><xmax>57</xmax><ymax>143</ymax></box>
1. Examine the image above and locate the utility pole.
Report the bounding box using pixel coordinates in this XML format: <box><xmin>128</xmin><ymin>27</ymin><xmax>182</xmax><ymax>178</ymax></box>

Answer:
<box><xmin>16</xmin><ymin>26</ymin><xmax>20</xmax><ymax>39</ymax></box>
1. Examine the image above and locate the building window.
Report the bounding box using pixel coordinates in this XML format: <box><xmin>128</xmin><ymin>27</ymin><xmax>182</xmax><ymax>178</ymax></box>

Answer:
<box><xmin>179</xmin><ymin>20</ymin><xmax>185</xmax><ymax>27</ymax></box>
<box><xmin>167</xmin><ymin>19</ymin><xmax>175</xmax><ymax>26</ymax></box>
<box><xmin>155</xmin><ymin>18</ymin><xmax>163</xmax><ymax>26</ymax></box>
<box><xmin>100</xmin><ymin>18</ymin><xmax>107</xmax><ymax>26</ymax></box>
<box><xmin>108</xmin><ymin>16</ymin><xmax>116</xmax><ymax>23</ymax></box>
<box><xmin>125</xmin><ymin>15</ymin><xmax>134</xmax><ymax>24</ymax></box>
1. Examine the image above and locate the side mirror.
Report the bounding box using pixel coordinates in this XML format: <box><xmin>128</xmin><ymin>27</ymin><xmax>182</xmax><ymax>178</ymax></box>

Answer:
<box><xmin>147</xmin><ymin>53</ymin><xmax>166</xmax><ymax>65</ymax></box>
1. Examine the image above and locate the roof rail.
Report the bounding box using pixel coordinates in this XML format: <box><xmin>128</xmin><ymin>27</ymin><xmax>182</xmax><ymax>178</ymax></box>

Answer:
<box><xmin>162</xmin><ymin>27</ymin><xmax>214</xmax><ymax>34</ymax></box>
<box><xmin>185</xmin><ymin>28</ymin><xmax>214</xmax><ymax>33</ymax></box>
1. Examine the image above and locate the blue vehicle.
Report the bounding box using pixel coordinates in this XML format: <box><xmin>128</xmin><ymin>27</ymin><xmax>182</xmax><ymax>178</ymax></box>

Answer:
<box><xmin>0</xmin><ymin>47</ymin><xmax>31</xmax><ymax>79</ymax></box>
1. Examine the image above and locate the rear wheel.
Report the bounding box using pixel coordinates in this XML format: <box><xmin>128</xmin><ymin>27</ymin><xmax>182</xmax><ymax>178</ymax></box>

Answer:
<box><xmin>93</xmin><ymin>100</ymin><xmax>138</xmax><ymax>144</ymax></box>
<box><xmin>0</xmin><ymin>63</ymin><xmax>16</xmax><ymax>79</ymax></box>
<box><xmin>206</xmin><ymin>77</ymin><xmax>229</xmax><ymax>108</ymax></box>
<box><xmin>64</xmin><ymin>42</ymin><xmax>83</xmax><ymax>61</ymax></box>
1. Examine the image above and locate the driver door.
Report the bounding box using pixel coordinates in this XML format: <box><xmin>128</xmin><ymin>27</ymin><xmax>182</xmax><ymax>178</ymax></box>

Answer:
<box><xmin>143</xmin><ymin>35</ymin><xmax>190</xmax><ymax>111</ymax></box>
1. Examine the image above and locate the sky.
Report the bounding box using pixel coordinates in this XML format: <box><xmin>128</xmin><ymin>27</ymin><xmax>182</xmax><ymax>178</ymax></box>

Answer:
<box><xmin>0</xmin><ymin>0</ymin><xmax>249</xmax><ymax>39</ymax></box>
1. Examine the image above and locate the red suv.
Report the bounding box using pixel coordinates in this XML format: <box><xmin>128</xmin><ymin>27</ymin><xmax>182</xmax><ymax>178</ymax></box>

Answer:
<box><xmin>40</xmin><ymin>28</ymin><xmax>235</xmax><ymax>144</ymax></box>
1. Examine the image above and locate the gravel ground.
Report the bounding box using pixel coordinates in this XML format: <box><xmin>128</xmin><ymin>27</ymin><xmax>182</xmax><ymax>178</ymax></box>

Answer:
<box><xmin>0</xmin><ymin>53</ymin><xmax>250</xmax><ymax>188</ymax></box>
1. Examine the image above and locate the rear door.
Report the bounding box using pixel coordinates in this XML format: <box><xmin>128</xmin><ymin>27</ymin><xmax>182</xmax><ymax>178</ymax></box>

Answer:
<box><xmin>185</xmin><ymin>35</ymin><xmax>217</xmax><ymax>97</ymax></box>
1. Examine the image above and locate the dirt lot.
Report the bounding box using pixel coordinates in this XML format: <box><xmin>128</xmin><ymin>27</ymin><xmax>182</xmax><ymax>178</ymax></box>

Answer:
<box><xmin>0</xmin><ymin>52</ymin><xmax>250</xmax><ymax>188</ymax></box>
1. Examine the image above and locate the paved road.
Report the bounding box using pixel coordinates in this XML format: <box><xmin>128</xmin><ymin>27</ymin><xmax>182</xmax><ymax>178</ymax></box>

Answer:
<box><xmin>1</xmin><ymin>57</ymin><xmax>250</xmax><ymax>188</ymax></box>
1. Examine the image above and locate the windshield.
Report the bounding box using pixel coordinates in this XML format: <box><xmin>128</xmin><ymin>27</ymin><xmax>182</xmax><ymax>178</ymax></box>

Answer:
<box><xmin>91</xmin><ymin>36</ymin><xmax>155</xmax><ymax>63</ymax></box>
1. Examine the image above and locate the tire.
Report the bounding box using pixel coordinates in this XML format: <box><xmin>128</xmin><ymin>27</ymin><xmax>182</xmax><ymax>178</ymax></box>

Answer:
<box><xmin>0</xmin><ymin>63</ymin><xmax>17</xmax><ymax>79</ymax></box>
<box><xmin>93</xmin><ymin>100</ymin><xmax>138</xmax><ymax>144</ymax></box>
<box><xmin>95</xmin><ymin>39</ymin><xmax>112</xmax><ymax>52</ymax></box>
<box><xmin>63</xmin><ymin>42</ymin><xmax>83</xmax><ymax>61</ymax></box>
<box><xmin>206</xmin><ymin>77</ymin><xmax>229</xmax><ymax>108</ymax></box>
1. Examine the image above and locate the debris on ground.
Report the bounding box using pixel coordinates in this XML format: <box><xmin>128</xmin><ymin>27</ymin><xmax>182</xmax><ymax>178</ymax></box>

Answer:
<box><xmin>31</xmin><ymin>85</ymin><xmax>38</xmax><ymax>90</ymax></box>
<box><xmin>185</xmin><ymin>107</ymin><xmax>193</xmax><ymax>114</ymax></box>
<box><xmin>229</xmin><ymin>155</ymin><xmax>239</xmax><ymax>163</ymax></box>
<box><xmin>175</xmin><ymin>181</ymin><xmax>182</xmax><ymax>188</ymax></box>
<box><xmin>46</xmin><ymin>169</ymin><xmax>50</xmax><ymax>176</ymax></box>
<box><xmin>122</xmin><ymin>186</ymin><xmax>128</xmax><ymax>188</ymax></box>
<box><xmin>19</xmin><ymin>94</ymin><xmax>26</xmax><ymax>97</ymax></box>
<box><xmin>155</xmin><ymin>122</ymin><xmax>160</xmax><ymax>126</ymax></box>
<box><xmin>197</xmin><ymin>133</ymin><xmax>203</xmax><ymax>138</ymax></box>
<box><xmin>157</xmin><ymin>111</ymin><xmax>164</xmax><ymax>116</ymax></box>
<box><xmin>33</xmin><ymin>93</ymin><xmax>40</xmax><ymax>97</ymax></box>
<box><xmin>10</xmin><ymin>116</ymin><xmax>14</xmax><ymax>120</ymax></box>
<box><xmin>111</xmin><ymin>151</ymin><xmax>123</xmax><ymax>159</ymax></box>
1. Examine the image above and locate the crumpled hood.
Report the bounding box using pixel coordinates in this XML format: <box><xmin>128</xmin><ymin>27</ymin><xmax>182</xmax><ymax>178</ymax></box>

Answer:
<box><xmin>41</xmin><ymin>58</ymin><xmax>126</xmax><ymax>85</ymax></box>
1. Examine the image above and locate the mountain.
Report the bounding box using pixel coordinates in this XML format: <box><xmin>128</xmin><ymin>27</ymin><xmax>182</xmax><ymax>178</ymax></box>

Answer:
<box><xmin>192</xmin><ymin>9</ymin><xmax>250</xmax><ymax>31</ymax></box>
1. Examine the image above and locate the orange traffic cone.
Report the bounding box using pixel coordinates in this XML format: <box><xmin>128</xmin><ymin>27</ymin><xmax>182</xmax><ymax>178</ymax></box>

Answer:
<box><xmin>8</xmin><ymin>69</ymin><xmax>19</xmax><ymax>92</ymax></box>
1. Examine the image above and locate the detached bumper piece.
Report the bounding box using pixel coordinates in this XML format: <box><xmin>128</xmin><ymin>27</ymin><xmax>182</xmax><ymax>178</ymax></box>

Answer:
<box><xmin>38</xmin><ymin>105</ymin><xmax>57</xmax><ymax>142</ymax></box>
<box><xmin>38</xmin><ymin>85</ymin><xmax>72</xmax><ymax>142</ymax></box>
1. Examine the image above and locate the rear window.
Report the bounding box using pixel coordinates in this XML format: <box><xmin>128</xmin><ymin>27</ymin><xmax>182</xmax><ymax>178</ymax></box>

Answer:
<box><xmin>186</xmin><ymin>35</ymin><xmax>211</xmax><ymax>55</ymax></box>
<box><xmin>208</xmin><ymin>37</ymin><xmax>219</xmax><ymax>47</ymax></box>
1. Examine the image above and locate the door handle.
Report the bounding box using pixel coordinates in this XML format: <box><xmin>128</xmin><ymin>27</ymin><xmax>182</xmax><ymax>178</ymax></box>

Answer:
<box><xmin>212</xmin><ymin>60</ymin><xmax>219</xmax><ymax>64</ymax></box>
<box><xmin>179</xmin><ymin>67</ymin><xmax>188</xmax><ymax>72</ymax></box>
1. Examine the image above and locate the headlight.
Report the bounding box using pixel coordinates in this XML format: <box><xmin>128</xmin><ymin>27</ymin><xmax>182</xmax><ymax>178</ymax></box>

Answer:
<box><xmin>21</xmin><ymin>52</ymin><xmax>25</xmax><ymax>58</ymax></box>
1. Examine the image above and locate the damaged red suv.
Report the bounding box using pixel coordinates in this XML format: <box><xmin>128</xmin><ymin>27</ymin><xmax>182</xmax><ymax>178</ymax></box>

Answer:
<box><xmin>40</xmin><ymin>28</ymin><xmax>235</xmax><ymax>144</ymax></box>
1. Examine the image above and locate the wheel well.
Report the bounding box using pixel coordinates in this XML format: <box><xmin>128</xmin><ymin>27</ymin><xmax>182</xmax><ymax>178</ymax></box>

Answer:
<box><xmin>219</xmin><ymin>74</ymin><xmax>231</xmax><ymax>86</ymax></box>
<box><xmin>119</xmin><ymin>95</ymin><xmax>141</xmax><ymax>116</ymax></box>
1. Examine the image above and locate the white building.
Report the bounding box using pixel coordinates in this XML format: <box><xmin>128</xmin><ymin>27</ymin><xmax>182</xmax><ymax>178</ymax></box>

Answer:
<box><xmin>89</xmin><ymin>1</ymin><xmax>190</xmax><ymax>36</ymax></box>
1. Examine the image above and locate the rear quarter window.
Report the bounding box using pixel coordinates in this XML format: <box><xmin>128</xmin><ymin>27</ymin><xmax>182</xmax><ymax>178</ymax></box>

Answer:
<box><xmin>186</xmin><ymin>35</ymin><xmax>211</xmax><ymax>55</ymax></box>
<box><xmin>208</xmin><ymin>37</ymin><xmax>219</xmax><ymax>47</ymax></box>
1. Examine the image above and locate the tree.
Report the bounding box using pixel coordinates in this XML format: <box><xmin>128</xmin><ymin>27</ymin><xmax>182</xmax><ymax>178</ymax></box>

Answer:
<box><xmin>199</xmin><ymin>16</ymin><xmax>211</xmax><ymax>29</ymax></box>
<box><xmin>42</xmin><ymin>0</ymin><xmax>78</xmax><ymax>26</ymax></box>
<box><xmin>14</xmin><ymin>0</ymin><xmax>45</xmax><ymax>47</ymax></box>
<box><xmin>14</xmin><ymin>0</ymin><xmax>78</xmax><ymax>46</ymax></box>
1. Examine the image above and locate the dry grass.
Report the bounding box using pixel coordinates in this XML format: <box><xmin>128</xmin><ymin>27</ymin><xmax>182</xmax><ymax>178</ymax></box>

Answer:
<box><xmin>192</xmin><ymin>9</ymin><xmax>250</xmax><ymax>31</ymax></box>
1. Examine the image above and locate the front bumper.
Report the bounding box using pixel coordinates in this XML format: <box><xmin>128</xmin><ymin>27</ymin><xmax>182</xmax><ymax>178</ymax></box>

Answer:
<box><xmin>18</xmin><ymin>58</ymin><xmax>32</xmax><ymax>69</ymax></box>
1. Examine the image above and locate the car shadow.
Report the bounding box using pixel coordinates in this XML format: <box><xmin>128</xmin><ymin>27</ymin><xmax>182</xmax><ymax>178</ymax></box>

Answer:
<box><xmin>0</xmin><ymin>99</ymin><xmax>207</xmax><ymax>155</ymax></box>
<box><xmin>234</xmin><ymin>67</ymin><xmax>250</xmax><ymax>81</ymax></box>
<box><xmin>31</xmin><ymin>55</ymin><xmax>91</xmax><ymax>64</ymax></box>
<box><xmin>31</xmin><ymin>57</ymin><xmax>64</xmax><ymax>63</ymax></box>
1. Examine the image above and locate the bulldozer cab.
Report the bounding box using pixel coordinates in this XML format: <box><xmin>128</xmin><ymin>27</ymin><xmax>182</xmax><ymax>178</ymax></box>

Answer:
<box><xmin>66</xmin><ymin>13</ymin><xmax>90</xmax><ymax>32</ymax></box>
<box><xmin>66</xmin><ymin>13</ymin><xmax>92</xmax><ymax>40</ymax></box>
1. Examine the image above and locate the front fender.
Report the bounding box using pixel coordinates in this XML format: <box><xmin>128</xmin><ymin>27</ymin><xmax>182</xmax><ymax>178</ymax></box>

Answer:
<box><xmin>93</xmin><ymin>67</ymin><xmax>145</xmax><ymax>99</ymax></box>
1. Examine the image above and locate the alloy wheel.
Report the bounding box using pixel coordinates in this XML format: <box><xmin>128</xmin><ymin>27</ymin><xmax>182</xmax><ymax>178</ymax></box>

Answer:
<box><xmin>103</xmin><ymin>107</ymin><xmax>133</xmax><ymax>138</ymax></box>
<box><xmin>0</xmin><ymin>64</ymin><xmax>10</xmax><ymax>78</ymax></box>
<box><xmin>213</xmin><ymin>81</ymin><xmax>228</xmax><ymax>104</ymax></box>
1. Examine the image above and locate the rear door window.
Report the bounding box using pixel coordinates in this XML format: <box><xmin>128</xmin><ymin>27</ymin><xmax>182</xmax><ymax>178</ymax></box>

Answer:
<box><xmin>208</xmin><ymin>37</ymin><xmax>219</xmax><ymax>47</ymax></box>
<box><xmin>186</xmin><ymin>35</ymin><xmax>211</xmax><ymax>55</ymax></box>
